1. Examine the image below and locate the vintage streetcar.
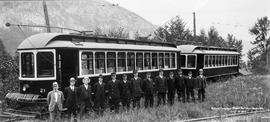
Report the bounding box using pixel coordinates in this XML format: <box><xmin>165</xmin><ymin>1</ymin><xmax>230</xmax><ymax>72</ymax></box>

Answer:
<box><xmin>4</xmin><ymin>33</ymin><xmax>240</xmax><ymax>116</ymax></box>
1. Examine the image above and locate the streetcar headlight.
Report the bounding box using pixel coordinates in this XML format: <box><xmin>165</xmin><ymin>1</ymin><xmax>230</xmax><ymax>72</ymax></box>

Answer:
<box><xmin>22</xmin><ymin>84</ymin><xmax>30</xmax><ymax>92</ymax></box>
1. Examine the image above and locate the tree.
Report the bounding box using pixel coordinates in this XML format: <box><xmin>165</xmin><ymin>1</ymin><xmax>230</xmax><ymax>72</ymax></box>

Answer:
<box><xmin>206</xmin><ymin>26</ymin><xmax>227</xmax><ymax>47</ymax></box>
<box><xmin>108</xmin><ymin>27</ymin><xmax>129</xmax><ymax>39</ymax></box>
<box><xmin>154</xmin><ymin>16</ymin><xmax>192</xmax><ymax>43</ymax></box>
<box><xmin>248</xmin><ymin>16</ymin><xmax>270</xmax><ymax>74</ymax></box>
<box><xmin>226</xmin><ymin>34</ymin><xmax>243</xmax><ymax>55</ymax></box>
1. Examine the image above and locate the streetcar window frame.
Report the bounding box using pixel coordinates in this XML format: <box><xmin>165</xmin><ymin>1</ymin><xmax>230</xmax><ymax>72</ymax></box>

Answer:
<box><xmin>181</xmin><ymin>54</ymin><xmax>197</xmax><ymax>69</ymax></box>
<box><xmin>79</xmin><ymin>50</ymin><xmax>177</xmax><ymax>77</ymax></box>
<box><xmin>37</xmin><ymin>52</ymin><xmax>54</xmax><ymax>77</ymax></box>
<box><xmin>19</xmin><ymin>49</ymin><xmax>56</xmax><ymax>80</ymax></box>
<box><xmin>21</xmin><ymin>52</ymin><xmax>35</xmax><ymax>78</ymax></box>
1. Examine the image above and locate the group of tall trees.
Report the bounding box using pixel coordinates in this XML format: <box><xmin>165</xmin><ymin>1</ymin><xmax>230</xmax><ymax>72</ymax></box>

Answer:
<box><xmin>153</xmin><ymin>16</ymin><xmax>243</xmax><ymax>58</ymax></box>
<box><xmin>248</xmin><ymin>16</ymin><xmax>270</xmax><ymax>74</ymax></box>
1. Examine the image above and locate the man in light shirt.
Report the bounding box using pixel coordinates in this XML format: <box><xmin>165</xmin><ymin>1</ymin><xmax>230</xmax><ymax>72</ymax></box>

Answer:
<box><xmin>47</xmin><ymin>82</ymin><xmax>64</xmax><ymax>122</ymax></box>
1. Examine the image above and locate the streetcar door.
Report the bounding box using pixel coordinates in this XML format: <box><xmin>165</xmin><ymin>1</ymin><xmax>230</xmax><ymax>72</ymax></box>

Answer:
<box><xmin>58</xmin><ymin>49</ymin><xmax>78</xmax><ymax>90</ymax></box>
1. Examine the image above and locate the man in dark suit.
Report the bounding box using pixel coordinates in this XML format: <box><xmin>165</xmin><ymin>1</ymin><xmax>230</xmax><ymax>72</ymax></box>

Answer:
<box><xmin>185</xmin><ymin>71</ymin><xmax>196</xmax><ymax>102</ymax></box>
<box><xmin>167</xmin><ymin>72</ymin><xmax>176</xmax><ymax>106</ymax></box>
<box><xmin>93</xmin><ymin>74</ymin><xmax>106</xmax><ymax>115</ymax></box>
<box><xmin>64</xmin><ymin>77</ymin><xmax>78</xmax><ymax>121</ymax></box>
<box><xmin>107</xmin><ymin>72</ymin><xmax>121</xmax><ymax>113</ymax></box>
<box><xmin>130</xmin><ymin>70</ymin><xmax>144</xmax><ymax>109</ymax></box>
<box><xmin>77</xmin><ymin>77</ymin><xmax>93</xmax><ymax>119</ymax></box>
<box><xmin>119</xmin><ymin>74</ymin><xmax>132</xmax><ymax>110</ymax></box>
<box><xmin>142</xmin><ymin>72</ymin><xmax>155</xmax><ymax>108</ymax></box>
<box><xmin>155</xmin><ymin>69</ymin><xmax>167</xmax><ymax>106</ymax></box>
<box><xmin>175</xmin><ymin>69</ymin><xmax>186</xmax><ymax>102</ymax></box>
<box><xmin>196</xmin><ymin>69</ymin><xmax>207</xmax><ymax>102</ymax></box>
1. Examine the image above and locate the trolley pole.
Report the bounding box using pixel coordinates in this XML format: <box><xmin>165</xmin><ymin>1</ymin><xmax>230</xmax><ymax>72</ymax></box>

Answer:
<box><xmin>43</xmin><ymin>0</ymin><xmax>51</xmax><ymax>32</ymax></box>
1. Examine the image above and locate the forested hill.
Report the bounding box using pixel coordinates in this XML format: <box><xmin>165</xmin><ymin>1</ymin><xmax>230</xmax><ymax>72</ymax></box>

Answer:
<box><xmin>0</xmin><ymin>0</ymin><xmax>156</xmax><ymax>55</ymax></box>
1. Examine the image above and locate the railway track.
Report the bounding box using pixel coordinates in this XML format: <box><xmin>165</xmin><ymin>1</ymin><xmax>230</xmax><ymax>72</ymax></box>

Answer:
<box><xmin>0</xmin><ymin>114</ymin><xmax>25</xmax><ymax>122</ymax></box>
<box><xmin>180</xmin><ymin>110</ymin><xmax>270</xmax><ymax>122</ymax></box>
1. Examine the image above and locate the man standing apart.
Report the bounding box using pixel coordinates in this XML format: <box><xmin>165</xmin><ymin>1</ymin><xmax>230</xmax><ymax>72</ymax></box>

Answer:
<box><xmin>142</xmin><ymin>72</ymin><xmax>155</xmax><ymax>108</ymax></box>
<box><xmin>77</xmin><ymin>77</ymin><xmax>93</xmax><ymax>119</ymax></box>
<box><xmin>107</xmin><ymin>72</ymin><xmax>121</xmax><ymax>113</ymax></box>
<box><xmin>155</xmin><ymin>69</ymin><xmax>167</xmax><ymax>106</ymax></box>
<box><xmin>175</xmin><ymin>69</ymin><xmax>186</xmax><ymax>102</ymax></box>
<box><xmin>196</xmin><ymin>69</ymin><xmax>207</xmax><ymax>102</ymax></box>
<box><xmin>130</xmin><ymin>70</ymin><xmax>144</xmax><ymax>109</ymax></box>
<box><xmin>119</xmin><ymin>74</ymin><xmax>132</xmax><ymax>110</ymax></box>
<box><xmin>93</xmin><ymin>74</ymin><xmax>106</xmax><ymax>115</ymax></box>
<box><xmin>47</xmin><ymin>82</ymin><xmax>64</xmax><ymax>122</ymax></box>
<box><xmin>64</xmin><ymin>77</ymin><xmax>78</xmax><ymax>122</ymax></box>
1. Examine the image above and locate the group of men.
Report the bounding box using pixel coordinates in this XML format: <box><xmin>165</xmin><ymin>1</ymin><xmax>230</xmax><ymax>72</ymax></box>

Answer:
<box><xmin>46</xmin><ymin>69</ymin><xmax>207</xmax><ymax>122</ymax></box>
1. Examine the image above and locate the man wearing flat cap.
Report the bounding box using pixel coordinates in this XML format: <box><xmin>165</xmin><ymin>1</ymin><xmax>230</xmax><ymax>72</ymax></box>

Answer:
<box><xmin>107</xmin><ymin>72</ymin><xmax>121</xmax><ymax>113</ymax></box>
<box><xmin>155</xmin><ymin>69</ymin><xmax>167</xmax><ymax>106</ymax></box>
<box><xmin>130</xmin><ymin>69</ymin><xmax>144</xmax><ymax>109</ymax></box>
<box><xmin>185</xmin><ymin>71</ymin><xmax>195</xmax><ymax>102</ymax></box>
<box><xmin>196</xmin><ymin>69</ymin><xmax>207</xmax><ymax>102</ymax></box>
<box><xmin>93</xmin><ymin>74</ymin><xmax>106</xmax><ymax>115</ymax></box>
<box><xmin>175</xmin><ymin>69</ymin><xmax>186</xmax><ymax>102</ymax></box>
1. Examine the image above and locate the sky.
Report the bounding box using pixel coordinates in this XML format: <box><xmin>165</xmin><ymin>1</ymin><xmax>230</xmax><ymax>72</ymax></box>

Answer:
<box><xmin>108</xmin><ymin>0</ymin><xmax>270</xmax><ymax>62</ymax></box>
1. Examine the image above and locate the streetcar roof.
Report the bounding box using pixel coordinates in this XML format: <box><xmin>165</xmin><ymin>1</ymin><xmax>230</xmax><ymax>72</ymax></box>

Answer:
<box><xmin>177</xmin><ymin>45</ymin><xmax>240</xmax><ymax>55</ymax></box>
<box><xmin>18</xmin><ymin>33</ymin><xmax>178</xmax><ymax>51</ymax></box>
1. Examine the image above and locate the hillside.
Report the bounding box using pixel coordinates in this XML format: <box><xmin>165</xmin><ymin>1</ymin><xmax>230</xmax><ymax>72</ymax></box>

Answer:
<box><xmin>0</xmin><ymin>0</ymin><xmax>156</xmax><ymax>55</ymax></box>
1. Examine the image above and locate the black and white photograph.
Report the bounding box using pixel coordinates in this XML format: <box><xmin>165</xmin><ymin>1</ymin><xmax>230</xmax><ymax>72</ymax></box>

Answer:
<box><xmin>0</xmin><ymin>0</ymin><xmax>270</xmax><ymax>121</ymax></box>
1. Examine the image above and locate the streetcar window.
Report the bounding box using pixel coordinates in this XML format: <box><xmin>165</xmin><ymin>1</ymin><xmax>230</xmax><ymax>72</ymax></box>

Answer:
<box><xmin>21</xmin><ymin>52</ymin><xmax>34</xmax><ymax>78</ymax></box>
<box><xmin>117</xmin><ymin>52</ymin><xmax>126</xmax><ymax>72</ymax></box>
<box><xmin>127</xmin><ymin>52</ymin><xmax>135</xmax><ymax>71</ymax></box>
<box><xmin>136</xmin><ymin>53</ymin><xmax>143</xmax><ymax>70</ymax></box>
<box><xmin>107</xmin><ymin>52</ymin><xmax>116</xmax><ymax>73</ymax></box>
<box><xmin>180</xmin><ymin>55</ymin><xmax>186</xmax><ymax>67</ymax></box>
<box><xmin>81</xmin><ymin>52</ymin><xmax>93</xmax><ymax>75</ymax></box>
<box><xmin>95</xmin><ymin>52</ymin><xmax>105</xmax><ymax>74</ymax></box>
<box><xmin>152</xmin><ymin>53</ymin><xmax>158</xmax><ymax>69</ymax></box>
<box><xmin>144</xmin><ymin>53</ymin><xmax>151</xmax><ymax>70</ymax></box>
<box><xmin>37</xmin><ymin>52</ymin><xmax>54</xmax><ymax>77</ymax></box>
<box><xmin>221</xmin><ymin>56</ymin><xmax>225</xmax><ymax>66</ymax></box>
<box><xmin>225</xmin><ymin>56</ymin><xmax>228</xmax><ymax>66</ymax></box>
<box><xmin>209</xmin><ymin>55</ymin><xmax>213</xmax><ymax>67</ymax></box>
<box><xmin>187</xmin><ymin>55</ymin><xmax>196</xmax><ymax>68</ymax></box>
<box><xmin>213</xmin><ymin>55</ymin><xmax>216</xmax><ymax>67</ymax></box>
<box><xmin>165</xmin><ymin>53</ymin><xmax>170</xmax><ymax>68</ymax></box>
<box><xmin>159</xmin><ymin>53</ymin><xmax>164</xmax><ymax>68</ymax></box>
<box><xmin>218</xmin><ymin>55</ymin><xmax>222</xmax><ymax>66</ymax></box>
<box><xmin>171</xmin><ymin>53</ymin><xmax>176</xmax><ymax>68</ymax></box>
<box><xmin>228</xmin><ymin>56</ymin><xmax>231</xmax><ymax>65</ymax></box>
<box><xmin>204</xmin><ymin>55</ymin><xmax>209</xmax><ymax>67</ymax></box>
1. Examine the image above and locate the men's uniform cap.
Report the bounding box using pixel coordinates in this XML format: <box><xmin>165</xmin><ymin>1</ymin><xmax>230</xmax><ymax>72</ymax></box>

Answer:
<box><xmin>70</xmin><ymin>77</ymin><xmax>76</xmax><ymax>82</ymax></box>
<box><xmin>111</xmin><ymin>72</ymin><xmax>116</xmax><ymax>75</ymax></box>
<box><xmin>199</xmin><ymin>69</ymin><xmax>203</xmax><ymax>72</ymax></box>
<box><xmin>99</xmin><ymin>74</ymin><xmax>103</xmax><ymax>78</ymax></box>
<box><xmin>133</xmin><ymin>70</ymin><xmax>138</xmax><ymax>74</ymax></box>
<box><xmin>159</xmin><ymin>69</ymin><xmax>164</xmax><ymax>72</ymax></box>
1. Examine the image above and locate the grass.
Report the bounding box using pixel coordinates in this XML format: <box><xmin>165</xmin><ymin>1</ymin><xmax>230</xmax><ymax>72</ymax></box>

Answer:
<box><xmin>8</xmin><ymin>75</ymin><xmax>270</xmax><ymax>122</ymax></box>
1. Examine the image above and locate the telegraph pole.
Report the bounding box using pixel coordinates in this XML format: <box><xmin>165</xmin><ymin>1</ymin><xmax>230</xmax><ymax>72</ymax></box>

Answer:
<box><xmin>43</xmin><ymin>0</ymin><xmax>51</xmax><ymax>32</ymax></box>
<box><xmin>193</xmin><ymin>12</ymin><xmax>196</xmax><ymax>37</ymax></box>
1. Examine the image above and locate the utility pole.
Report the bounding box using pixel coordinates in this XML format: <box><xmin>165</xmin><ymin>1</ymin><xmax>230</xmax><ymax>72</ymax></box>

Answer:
<box><xmin>193</xmin><ymin>12</ymin><xmax>196</xmax><ymax>37</ymax></box>
<box><xmin>43</xmin><ymin>0</ymin><xmax>51</xmax><ymax>32</ymax></box>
